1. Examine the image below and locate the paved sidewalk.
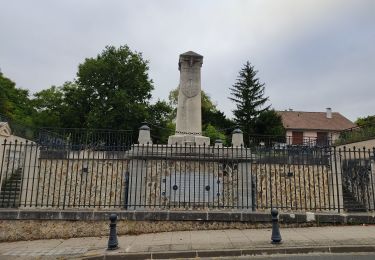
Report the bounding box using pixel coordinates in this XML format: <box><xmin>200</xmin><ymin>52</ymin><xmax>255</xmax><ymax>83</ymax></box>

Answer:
<box><xmin>1</xmin><ymin>226</ymin><xmax>375</xmax><ymax>259</ymax></box>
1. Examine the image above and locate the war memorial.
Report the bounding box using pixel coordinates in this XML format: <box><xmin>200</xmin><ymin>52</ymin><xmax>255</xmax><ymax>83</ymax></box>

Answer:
<box><xmin>0</xmin><ymin>51</ymin><xmax>373</xmax><ymax>216</ymax></box>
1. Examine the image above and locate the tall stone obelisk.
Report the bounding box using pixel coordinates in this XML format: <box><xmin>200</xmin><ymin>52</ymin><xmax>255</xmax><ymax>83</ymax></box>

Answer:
<box><xmin>168</xmin><ymin>51</ymin><xmax>210</xmax><ymax>146</ymax></box>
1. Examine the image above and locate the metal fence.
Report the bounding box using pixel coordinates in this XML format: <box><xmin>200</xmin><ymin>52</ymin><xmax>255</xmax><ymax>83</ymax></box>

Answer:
<box><xmin>37</xmin><ymin>127</ymin><xmax>134</xmax><ymax>150</ymax></box>
<box><xmin>0</xmin><ymin>139</ymin><xmax>374</xmax><ymax>212</ymax></box>
<box><xmin>249</xmin><ymin>135</ymin><xmax>332</xmax><ymax>148</ymax></box>
<box><xmin>336</xmin><ymin>124</ymin><xmax>375</xmax><ymax>145</ymax></box>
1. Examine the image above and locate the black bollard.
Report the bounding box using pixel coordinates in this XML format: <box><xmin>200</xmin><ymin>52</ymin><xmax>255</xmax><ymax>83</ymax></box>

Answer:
<box><xmin>107</xmin><ymin>214</ymin><xmax>119</xmax><ymax>250</ymax></box>
<box><xmin>271</xmin><ymin>208</ymin><xmax>282</xmax><ymax>244</ymax></box>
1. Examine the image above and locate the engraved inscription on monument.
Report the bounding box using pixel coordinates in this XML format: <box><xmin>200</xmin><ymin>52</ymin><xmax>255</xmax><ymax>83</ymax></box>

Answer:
<box><xmin>180</xmin><ymin>67</ymin><xmax>200</xmax><ymax>98</ymax></box>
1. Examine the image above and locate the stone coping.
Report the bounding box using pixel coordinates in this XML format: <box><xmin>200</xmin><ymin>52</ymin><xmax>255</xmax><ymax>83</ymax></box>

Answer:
<box><xmin>1</xmin><ymin>209</ymin><xmax>375</xmax><ymax>224</ymax></box>
<box><xmin>128</xmin><ymin>144</ymin><xmax>253</xmax><ymax>161</ymax></box>
<box><xmin>83</xmin><ymin>246</ymin><xmax>375</xmax><ymax>260</ymax></box>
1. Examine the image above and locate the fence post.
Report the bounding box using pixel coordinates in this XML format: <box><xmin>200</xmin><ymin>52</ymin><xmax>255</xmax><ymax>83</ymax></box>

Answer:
<box><xmin>124</xmin><ymin>171</ymin><xmax>129</xmax><ymax>210</ymax></box>
<box><xmin>330</xmin><ymin>146</ymin><xmax>343</xmax><ymax>212</ymax></box>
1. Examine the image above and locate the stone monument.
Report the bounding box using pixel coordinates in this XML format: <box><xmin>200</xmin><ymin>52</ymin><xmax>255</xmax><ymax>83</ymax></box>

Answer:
<box><xmin>127</xmin><ymin>52</ymin><xmax>253</xmax><ymax>211</ymax></box>
<box><xmin>168</xmin><ymin>51</ymin><xmax>210</xmax><ymax>146</ymax></box>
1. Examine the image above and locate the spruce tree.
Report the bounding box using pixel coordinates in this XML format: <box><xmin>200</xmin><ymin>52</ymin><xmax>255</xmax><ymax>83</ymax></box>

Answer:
<box><xmin>229</xmin><ymin>61</ymin><xmax>270</xmax><ymax>142</ymax></box>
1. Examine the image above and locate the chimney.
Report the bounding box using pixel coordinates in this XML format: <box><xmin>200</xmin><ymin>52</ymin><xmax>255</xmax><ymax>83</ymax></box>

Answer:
<box><xmin>326</xmin><ymin>108</ymin><xmax>332</xmax><ymax>119</ymax></box>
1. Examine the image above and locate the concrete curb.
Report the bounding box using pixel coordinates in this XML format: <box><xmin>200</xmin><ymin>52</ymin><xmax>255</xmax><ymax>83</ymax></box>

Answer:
<box><xmin>82</xmin><ymin>245</ymin><xmax>375</xmax><ymax>259</ymax></box>
<box><xmin>1</xmin><ymin>209</ymin><xmax>375</xmax><ymax>225</ymax></box>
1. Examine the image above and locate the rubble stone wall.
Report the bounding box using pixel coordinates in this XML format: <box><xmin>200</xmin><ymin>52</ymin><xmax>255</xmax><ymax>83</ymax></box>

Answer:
<box><xmin>21</xmin><ymin>156</ymin><xmax>331</xmax><ymax>212</ymax></box>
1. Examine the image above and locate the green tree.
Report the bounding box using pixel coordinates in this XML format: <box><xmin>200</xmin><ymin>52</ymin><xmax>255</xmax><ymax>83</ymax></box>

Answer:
<box><xmin>75</xmin><ymin>45</ymin><xmax>154</xmax><ymax>131</ymax></box>
<box><xmin>203</xmin><ymin>123</ymin><xmax>226</xmax><ymax>145</ymax></box>
<box><xmin>229</xmin><ymin>61</ymin><xmax>270</xmax><ymax>142</ymax></box>
<box><xmin>146</xmin><ymin>100</ymin><xmax>174</xmax><ymax>144</ymax></box>
<box><xmin>254</xmin><ymin>110</ymin><xmax>285</xmax><ymax>136</ymax></box>
<box><xmin>32</xmin><ymin>82</ymin><xmax>88</xmax><ymax>128</ymax></box>
<box><xmin>32</xmin><ymin>85</ymin><xmax>65</xmax><ymax>127</ymax></box>
<box><xmin>355</xmin><ymin>115</ymin><xmax>375</xmax><ymax>127</ymax></box>
<box><xmin>0</xmin><ymin>72</ymin><xmax>34</xmax><ymax>126</ymax></box>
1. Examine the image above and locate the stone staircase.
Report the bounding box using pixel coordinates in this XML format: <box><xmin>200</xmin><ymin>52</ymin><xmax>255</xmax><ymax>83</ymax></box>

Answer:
<box><xmin>342</xmin><ymin>186</ymin><xmax>367</xmax><ymax>212</ymax></box>
<box><xmin>0</xmin><ymin>168</ymin><xmax>22</xmax><ymax>208</ymax></box>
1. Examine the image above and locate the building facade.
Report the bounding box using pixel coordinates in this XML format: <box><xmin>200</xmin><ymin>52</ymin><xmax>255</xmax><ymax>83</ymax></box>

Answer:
<box><xmin>277</xmin><ymin>108</ymin><xmax>356</xmax><ymax>146</ymax></box>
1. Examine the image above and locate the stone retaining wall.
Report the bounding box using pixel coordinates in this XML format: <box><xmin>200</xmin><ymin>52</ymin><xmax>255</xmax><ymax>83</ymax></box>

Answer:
<box><xmin>21</xmin><ymin>158</ymin><xmax>129</xmax><ymax>208</ymax></box>
<box><xmin>1</xmin><ymin>209</ymin><xmax>374</xmax><ymax>242</ymax></box>
<box><xmin>19</xmin><ymin>156</ymin><xmax>333</xmax><ymax>211</ymax></box>
<box><xmin>254</xmin><ymin>164</ymin><xmax>330</xmax><ymax>211</ymax></box>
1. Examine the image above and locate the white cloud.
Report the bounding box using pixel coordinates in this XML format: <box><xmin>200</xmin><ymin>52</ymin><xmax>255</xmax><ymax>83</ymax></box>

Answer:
<box><xmin>0</xmin><ymin>0</ymin><xmax>373</xmax><ymax>121</ymax></box>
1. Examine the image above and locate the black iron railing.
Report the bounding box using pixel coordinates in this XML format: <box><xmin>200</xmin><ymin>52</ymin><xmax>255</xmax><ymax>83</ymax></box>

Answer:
<box><xmin>38</xmin><ymin>127</ymin><xmax>134</xmax><ymax>150</ymax></box>
<box><xmin>336</xmin><ymin>124</ymin><xmax>375</xmax><ymax>145</ymax></box>
<box><xmin>249</xmin><ymin>135</ymin><xmax>332</xmax><ymax>148</ymax></box>
<box><xmin>1</xmin><ymin>138</ymin><xmax>374</xmax><ymax>212</ymax></box>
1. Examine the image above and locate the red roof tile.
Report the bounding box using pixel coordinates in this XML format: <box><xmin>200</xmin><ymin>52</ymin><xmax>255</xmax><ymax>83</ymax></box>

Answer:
<box><xmin>277</xmin><ymin>111</ymin><xmax>356</xmax><ymax>131</ymax></box>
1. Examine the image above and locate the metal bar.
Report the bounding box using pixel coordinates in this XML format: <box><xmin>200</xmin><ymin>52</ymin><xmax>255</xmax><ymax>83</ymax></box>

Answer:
<box><xmin>24</xmin><ymin>141</ymin><xmax>33</xmax><ymax>207</ymax></box>
<box><xmin>369</xmin><ymin>148</ymin><xmax>375</xmax><ymax>211</ymax></box>
<box><xmin>48</xmin><ymin>143</ymin><xmax>56</xmax><ymax>207</ymax></box>
<box><xmin>35</xmin><ymin>142</ymin><xmax>43</xmax><ymax>208</ymax></box>
<box><xmin>292</xmin><ymin>148</ymin><xmax>298</xmax><ymax>211</ymax></box>
<box><xmin>99</xmin><ymin>146</ymin><xmax>106</xmax><ymax>208</ymax></box>
<box><xmin>0</xmin><ymin>140</ymin><xmax>7</xmax><ymax>207</ymax></box>
<box><xmin>333</xmin><ymin>146</ymin><xmax>341</xmax><ymax>212</ymax></box>
<box><xmin>10</xmin><ymin>140</ymin><xmax>18</xmax><ymax>207</ymax></box>
<box><xmin>363</xmin><ymin>147</ymin><xmax>371</xmax><ymax>210</ymax></box>
<box><xmin>57</xmin><ymin>148</ymin><xmax>64</xmax><ymax>209</ymax></box>
<box><xmin>93</xmin><ymin>145</ymin><xmax>100</xmax><ymax>208</ymax></box>
<box><xmin>73</xmin><ymin>146</ymin><xmax>80</xmax><ymax>207</ymax></box>
<box><xmin>30</xmin><ymin>142</ymin><xmax>39</xmax><ymax>207</ymax></box>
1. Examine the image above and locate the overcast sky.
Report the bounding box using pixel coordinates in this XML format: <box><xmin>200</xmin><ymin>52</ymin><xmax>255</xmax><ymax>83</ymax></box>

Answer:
<box><xmin>0</xmin><ymin>0</ymin><xmax>374</xmax><ymax>121</ymax></box>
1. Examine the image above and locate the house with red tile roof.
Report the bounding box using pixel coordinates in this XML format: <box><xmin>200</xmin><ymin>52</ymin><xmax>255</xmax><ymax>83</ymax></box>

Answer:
<box><xmin>277</xmin><ymin>108</ymin><xmax>356</xmax><ymax>146</ymax></box>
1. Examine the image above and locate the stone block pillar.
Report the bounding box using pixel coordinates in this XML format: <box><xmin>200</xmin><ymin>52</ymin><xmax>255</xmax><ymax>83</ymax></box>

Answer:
<box><xmin>232</xmin><ymin>128</ymin><xmax>244</xmax><ymax>147</ymax></box>
<box><xmin>168</xmin><ymin>51</ymin><xmax>210</xmax><ymax>146</ymax></box>
<box><xmin>138</xmin><ymin>124</ymin><xmax>152</xmax><ymax>145</ymax></box>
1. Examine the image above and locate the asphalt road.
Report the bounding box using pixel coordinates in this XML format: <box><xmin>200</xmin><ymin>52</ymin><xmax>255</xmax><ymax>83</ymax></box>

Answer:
<box><xmin>197</xmin><ymin>253</ymin><xmax>375</xmax><ymax>260</ymax></box>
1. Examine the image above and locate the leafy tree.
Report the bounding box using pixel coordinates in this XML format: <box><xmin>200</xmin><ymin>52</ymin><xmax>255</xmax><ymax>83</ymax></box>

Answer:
<box><xmin>203</xmin><ymin>123</ymin><xmax>226</xmax><ymax>145</ymax></box>
<box><xmin>146</xmin><ymin>100</ymin><xmax>174</xmax><ymax>144</ymax></box>
<box><xmin>0</xmin><ymin>72</ymin><xmax>34</xmax><ymax>125</ymax></box>
<box><xmin>355</xmin><ymin>115</ymin><xmax>375</xmax><ymax>127</ymax></box>
<box><xmin>32</xmin><ymin>85</ymin><xmax>65</xmax><ymax>127</ymax></box>
<box><xmin>229</xmin><ymin>61</ymin><xmax>270</xmax><ymax>142</ymax></box>
<box><xmin>335</xmin><ymin>115</ymin><xmax>375</xmax><ymax>145</ymax></box>
<box><xmin>0</xmin><ymin>72</ymin><xmax>37</xmax><ymax>139</ymax></box>
<box><xmin>75</xmin><ymin>45</ymin><xmax>154</xmax><ymax>131</ymax></box>
<box><xmin>254</xmin><ymin>110</ymin><xmax>285</xmax><ymax>136</ymax></box>
<box><xmin>32</xmin><ymin>82</ymin><xmax>88</xmax><ymax>128</ymax></box>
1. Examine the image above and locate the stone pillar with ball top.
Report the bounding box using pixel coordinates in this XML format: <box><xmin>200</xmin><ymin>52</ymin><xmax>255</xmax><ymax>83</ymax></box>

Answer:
<box><xmin>168</xmin><ymin>51</ymin><xmax>210</xmax><ymax>146</ymax></box>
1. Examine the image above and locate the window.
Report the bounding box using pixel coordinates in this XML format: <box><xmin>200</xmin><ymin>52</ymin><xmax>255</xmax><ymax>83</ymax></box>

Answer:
<box><xmin>292</xmin><ymin>131</ymin><xmax>303</xmax><ymax>145</ymax></box>
<box><xmin>317</xmin><ymin>132</ymin><xmax>328</xmax><ymax>146</ymax></box>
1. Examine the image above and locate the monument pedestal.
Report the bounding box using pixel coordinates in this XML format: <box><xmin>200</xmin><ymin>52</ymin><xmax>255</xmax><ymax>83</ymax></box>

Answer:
<box><xmin>168</xmin><ymin>134</ymin><xmax>210</xmax><ymax>146</ymax></box>
<box><xmin>127</xmin><ymin>144</ymin><xmax>254</xmax><ymax>211</ymax></box>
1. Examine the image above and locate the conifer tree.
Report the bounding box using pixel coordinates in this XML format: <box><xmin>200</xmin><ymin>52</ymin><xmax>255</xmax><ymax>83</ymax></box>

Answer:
<box><xmin>229</xmin><ymin>61</ymin><xmax>270</xmax><ymax>141</ymax></box>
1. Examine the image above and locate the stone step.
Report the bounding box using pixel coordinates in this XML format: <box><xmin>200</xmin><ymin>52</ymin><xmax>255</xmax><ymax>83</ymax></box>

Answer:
<box><xmin>0</xmin><ymin>203</ymin><xmax>19</xmax><ymax>208</ymax></box>
<box><xmin>5</xmin><ymin>179</ymin><xmax>22</xmax><ymax>183</ymax></box>
<box><xmin>2</xmin><ymin>182</ymin><xmax>22</xmax><ymax>187</ymax></box>
<box><xmin>3</xmin><ymin>175</ymin><xmax>21</xmax><ymax>179</ymax></box>
<box><xmin>0</xmin><ymin>191</ymin><xmax>21</xmax><ymax>196</ymax></box>
<box><xmin>0</xmin><ymin>198</ymin><xmax>20</xmax><ymax>206</ymax></box>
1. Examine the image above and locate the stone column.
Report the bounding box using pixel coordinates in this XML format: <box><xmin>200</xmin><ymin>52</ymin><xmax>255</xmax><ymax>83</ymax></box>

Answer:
<box><xmin>175</xmin><ymin>51</ymin><xmax>203</xmax><ymax>135</ymax></box>
<box><xmin>168</xmin><ymin>51</ymin><xmax>210</xmax><ymax>146</ymax></box>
